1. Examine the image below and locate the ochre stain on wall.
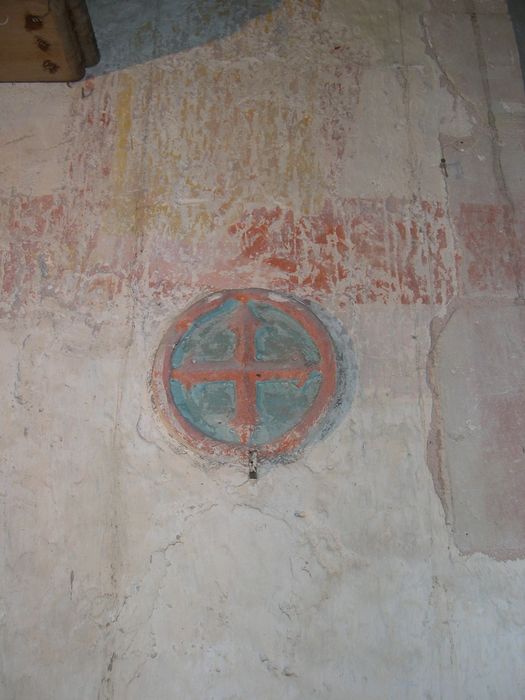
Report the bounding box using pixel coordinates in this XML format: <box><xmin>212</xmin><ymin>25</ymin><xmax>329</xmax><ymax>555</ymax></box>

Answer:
<box><xmin>113</xmin><ymin>75</ymin><xmax>135</xmax><ymax>194</ymax></box>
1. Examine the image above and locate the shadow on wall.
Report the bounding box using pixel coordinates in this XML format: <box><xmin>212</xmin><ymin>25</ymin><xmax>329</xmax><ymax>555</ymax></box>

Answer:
<box><xmin>507</xmin><ymin>0</ymin><xmax>525</xmax><ymax>89</ymax></box>
<box><xmin>85</xmin><ymin>0</ymin><xmax>282</xmax><ymax>75</ymax></box>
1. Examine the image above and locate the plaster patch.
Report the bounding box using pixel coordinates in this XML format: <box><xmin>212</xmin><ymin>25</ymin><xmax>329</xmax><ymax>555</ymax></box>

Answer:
<box><xmin>427</xmin><ymin>300</ymin><xmax>525</xmax><ymax>559</ymax></box>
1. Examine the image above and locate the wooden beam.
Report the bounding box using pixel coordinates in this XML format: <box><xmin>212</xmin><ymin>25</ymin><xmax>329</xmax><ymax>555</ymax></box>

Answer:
<box><xmin>0</xmin><ymin>0</ymin><xmax>99</xmax><ymax>82</ymax></box>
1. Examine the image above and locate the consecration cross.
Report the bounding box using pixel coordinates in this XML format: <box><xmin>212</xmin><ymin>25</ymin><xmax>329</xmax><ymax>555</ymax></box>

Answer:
<box><xmin>170</xmin><ymin>302</ymin><xmax>318</xmax><ymax>444</ymax></box>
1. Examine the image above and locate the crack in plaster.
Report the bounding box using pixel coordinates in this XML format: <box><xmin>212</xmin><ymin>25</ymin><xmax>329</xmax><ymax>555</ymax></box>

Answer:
<box><xmin>232</xmin><ymin>502</ymin><xmax>293</xmax><ymax>530</ymax></box>
<box><xmin>426</xmin><ymin>304</ymin><xmax>458</xmax><ymax>526</ymax></box>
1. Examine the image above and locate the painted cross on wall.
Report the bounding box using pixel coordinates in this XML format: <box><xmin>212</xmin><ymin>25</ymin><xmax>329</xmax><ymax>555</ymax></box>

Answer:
<box><xmin>152</xmin><ymin>289</ymin><xmax>337</xmax><ymax>460</ymax></box>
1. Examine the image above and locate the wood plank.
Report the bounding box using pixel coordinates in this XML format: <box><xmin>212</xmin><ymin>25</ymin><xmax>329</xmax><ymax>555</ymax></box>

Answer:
<box><xmin>0</xmin><ymin>0</ymin><xmax>99</xmax><ymax>82</ymax></box>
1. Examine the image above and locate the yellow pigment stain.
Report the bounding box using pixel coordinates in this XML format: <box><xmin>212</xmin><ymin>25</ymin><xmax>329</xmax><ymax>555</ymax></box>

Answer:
<box><xmin>97</xmin><ymin>73</ymin><xmax>138</xmax><ymax>245</ymax></box>
<box><xmin>113</xmin><ymin>74</ymin><xmax>134</xmax><ymax>194</ymax></box>
<box><xmin>262</xmin><ymin>12</ymin><xmax>274</xmax><ymax>33</ymax></box>
<box><xmin>142</xmin><ymin>202</ymin><xmax>182</xmax><ymax>237</ymax></box>
<box><xmin>283</xmin><ymin>0</ymin><xmax>321</xmax><ymax>22</ymax></box>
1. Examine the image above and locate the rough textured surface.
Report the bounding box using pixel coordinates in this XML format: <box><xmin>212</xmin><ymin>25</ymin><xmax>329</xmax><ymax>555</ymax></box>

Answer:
<box><xmin>1</xmin><ymin>1</ymin><xmax>525</xmax><ymax>698</ymax></box>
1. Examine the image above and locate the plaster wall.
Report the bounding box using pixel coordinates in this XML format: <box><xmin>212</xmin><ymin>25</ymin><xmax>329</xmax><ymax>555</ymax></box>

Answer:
<box><xmin>0</xmin><ymin>1</ymin><xmax>524</xmax><ymax>698</ymax></box>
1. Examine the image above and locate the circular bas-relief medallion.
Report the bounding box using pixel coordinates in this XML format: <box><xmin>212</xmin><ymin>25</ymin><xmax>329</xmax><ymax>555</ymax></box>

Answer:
<box><xmin>152</xmin><ymin>289</ymin><xmax>338</xmax><ymax>460</ymax></box>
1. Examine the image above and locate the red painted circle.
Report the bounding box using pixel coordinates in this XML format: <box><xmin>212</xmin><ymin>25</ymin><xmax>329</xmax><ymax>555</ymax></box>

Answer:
<box><xmin>151</xmin><ymin>289</ymin><xmax>337</xmax><ymax>459</ymax></box>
